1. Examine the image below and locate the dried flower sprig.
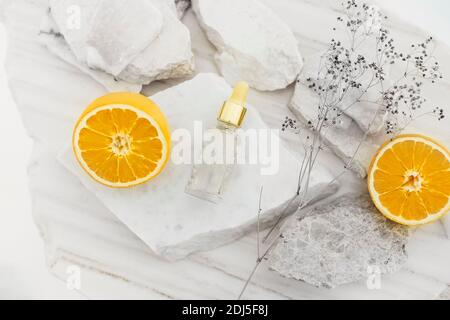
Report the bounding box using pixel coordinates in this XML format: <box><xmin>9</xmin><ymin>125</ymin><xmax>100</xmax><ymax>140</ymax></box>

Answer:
<box><xmin>238</xmin><ymin>0</ymin><xmax>446</xmax><ymax>299</ymax></box>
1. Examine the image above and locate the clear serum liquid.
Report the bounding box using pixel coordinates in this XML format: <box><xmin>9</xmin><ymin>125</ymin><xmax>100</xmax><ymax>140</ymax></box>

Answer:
<box><xmin>185</xmin><ymin>81</ymin><xmax>249</xmax><ymax>203</ymax></box>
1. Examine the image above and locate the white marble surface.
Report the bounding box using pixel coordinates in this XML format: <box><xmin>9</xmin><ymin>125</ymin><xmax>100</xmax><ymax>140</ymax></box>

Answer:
<box><xmin>1</xmin><ymin>0</ymin><xmax>450</xmax><ymax>299</ymax></box>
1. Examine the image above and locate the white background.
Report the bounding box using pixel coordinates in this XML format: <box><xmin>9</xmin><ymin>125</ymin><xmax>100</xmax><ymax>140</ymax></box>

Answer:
<box><xmin>0</xmin><ymin>0</ymin><xmax>449</xmax><ymax>299</ymax></box>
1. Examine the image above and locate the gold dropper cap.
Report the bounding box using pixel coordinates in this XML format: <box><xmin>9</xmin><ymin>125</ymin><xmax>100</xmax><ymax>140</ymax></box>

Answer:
<box><xmin>218</xmin><ymin>81</ymin><xmax>249</xmax><ymax>127</ymax></box>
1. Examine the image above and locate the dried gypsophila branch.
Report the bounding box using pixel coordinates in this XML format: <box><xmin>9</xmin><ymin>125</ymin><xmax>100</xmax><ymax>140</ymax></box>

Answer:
<box><xmin>238</xmin><ymin>0</ymin><xmax>446</xmax><ymax>299</ymax></box>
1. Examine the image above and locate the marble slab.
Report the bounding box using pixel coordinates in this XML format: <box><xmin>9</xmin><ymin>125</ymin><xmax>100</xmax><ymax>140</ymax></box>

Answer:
<box><xmin>2</xmin><ymin>0</ymin><xmax>450</xmax><ymax>299</ymax></box>
<box><xmin>59</xmin><ymin>73</ymin><xmax>337</xmax><ymax>260</ymax></box>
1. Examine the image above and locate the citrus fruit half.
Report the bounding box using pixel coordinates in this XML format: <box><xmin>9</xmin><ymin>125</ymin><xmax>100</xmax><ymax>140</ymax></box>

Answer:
<box><xmin>368</xmin><ymin>134</ymin><xmax>450</xmax><ymax>225</ymax></box>
<box><xmin>72</xmin><ymin>92</ymin><xmax>170</xmax><ymax>188</ymax></box>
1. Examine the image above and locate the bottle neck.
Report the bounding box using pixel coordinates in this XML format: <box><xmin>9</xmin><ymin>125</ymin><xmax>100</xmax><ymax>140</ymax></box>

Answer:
<box><xmin>216</xmin><ymin>120</ymin><xmax>238</xmax><ymax>130</ymax></box>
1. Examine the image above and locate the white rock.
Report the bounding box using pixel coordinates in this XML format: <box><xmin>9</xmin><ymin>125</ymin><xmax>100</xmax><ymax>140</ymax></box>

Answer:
<box><xmin>58</xmin><ymin>73</ymin><xmax>338</xmax><ymax>260</ymax></box>
<box><xmin>49</xmin><ymin>0</ymin><xmax>164</xmax><ymax>76</ymax></box>
<box><xmin>84</xmin><ymin>0</ymin><xmax>163</xmax><ymax>76</ymax></box>
<box><xmin>117</xmin><ymin>0</ymin><xmax>194</xmax><ymax>84</ymax></box>
<box><xmin>192</xmin><ymin>0</ymin><xmax>303</xmax><ymax>91</ymax></box>
<box><xmin>341</xmin><ymin>5</ymin><xmax>387</xmax><ymax>135</ymax></box>
<box><xmin>290</xmin><ymin>53</ymin><xmax>380</xmax><ymax>177</ymax></box>
<box><xmin>290</xmin><ymin>78</ymin><xmax>378</xmax><ymax>178</ymax></box>
<box><xmin>39</xmin><ymin>12</ymin><xmax>142</xmax><ymax>92</ymax></box>
<box><xmin>343</xmin><ymin>82</ymin><xmax>388</xmax><ymax>135</ymax></box>
<box><xmin>48</xmin><ymin>0</ymin><xmax>100</xmax><ymax>62</ymax></box>
<box><xmin>323</xmin><ymin>4</ymin><xmax>387</xmax><ymax>135</ymax></box>
<box><xmin>269</xmin><ymin>194</ymin><xmax>409</xmax><ymax>289</ymax></box>
<box><xmin>47</xmin><ymin>0</ymin><xmax>194</xmax><ymax>86</ymax></box>
<box><xmin>341</xmin><ymin>37</ymin><xmax>389</xmax><ymax>135</ymax></box>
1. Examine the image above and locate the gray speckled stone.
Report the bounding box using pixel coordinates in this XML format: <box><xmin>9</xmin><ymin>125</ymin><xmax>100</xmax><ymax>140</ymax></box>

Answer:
<box><xmin>269</xmin><ymin>194</ymin><xmax>409</xmax><ymax>289</ymax></box>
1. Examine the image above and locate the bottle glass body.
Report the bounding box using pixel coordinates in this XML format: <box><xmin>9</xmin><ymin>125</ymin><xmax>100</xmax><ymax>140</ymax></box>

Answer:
<box><xmin>185</xmin><ymin>121</ymin><xmax>238</xmax><ymax>203</ymax></box>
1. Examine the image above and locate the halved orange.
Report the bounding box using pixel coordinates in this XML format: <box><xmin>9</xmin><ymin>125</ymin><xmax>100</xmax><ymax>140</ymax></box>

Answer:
<box><xmin>72</xmin><ymin>92</ymin><xmax>170</xmax><ymax>188</ymax></box>
<box><xmin>368</xmin><ymin>134</ymin><xmax>450</xmax><ymax>225</ymax></box>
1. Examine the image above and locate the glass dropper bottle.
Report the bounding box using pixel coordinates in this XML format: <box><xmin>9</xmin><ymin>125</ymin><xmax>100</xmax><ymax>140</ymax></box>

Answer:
<box><xmin>185</xmin><ymin>81</ymin><xmax>249</xmax><ymax>203</ymax></box>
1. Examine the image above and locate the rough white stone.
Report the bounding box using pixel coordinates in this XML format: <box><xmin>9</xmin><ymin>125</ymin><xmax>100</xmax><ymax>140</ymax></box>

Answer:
<box><xmin>192</xmin><ymin>0</ymin><xmax>303</xmax><ymax>91</ymax></box>
<box><xmin>46</xmin><ymin>0</ymin><xmax>194</xmax><ymax>86</ymax></box>
<box><xmin>117</xmin><ymin>0</ymin><xmax>194</xmax><ymax>84</ymax></box>
<box><xmin>39</xmin><ymin>12</ymin><xmax>142</xmax><ymax>92</ymax></box>
<box><xmin>342</xmin><ymin>44</ymin><xmax>389</xmax><ymax>135</ymax></box>
<box><xmin>48</xmin><ymin>0</ymin><xmax>100</xmax><ymax>62</ymax></box>
<box><xmin>290</xmin><ymin>77</ymin><xmax>378</xmax><ymax>178</ymax></box>
<box><xmin>313</xmin><ymin>4</ymin><xmax>388</xmax><ymax>135</ymax></box>
<box><xmin>49</xmin><ymin>0</ymin><xmax>164</xmax><ymax>76</ymax></box>
<box><xmin>58</xmin><ymin>73</ymin><xmax>338</xmax><ymax>260</ymax></box>
<box><xmin>86</xmin><ymin>0</ymin><xmax>163</xmax><ymax>76</ymax></box>
<box><xmin>339</xmin><ymin>69</ymin><xmax>389</xmax><ymax>136</ymax></box>
<box><xmin>339</xmin><ymin>5</ymin><xmax>388</xmax><ymax>135</ymax></box>
<box><xmin>290</xmin><ymin>53</ymin><xmax>380</xmax><ymax>177</ymax></box>
<box><xmin>269</xmin><ymin>194</ymin><xmax>409</xmax><ymax>289</ymax></box>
